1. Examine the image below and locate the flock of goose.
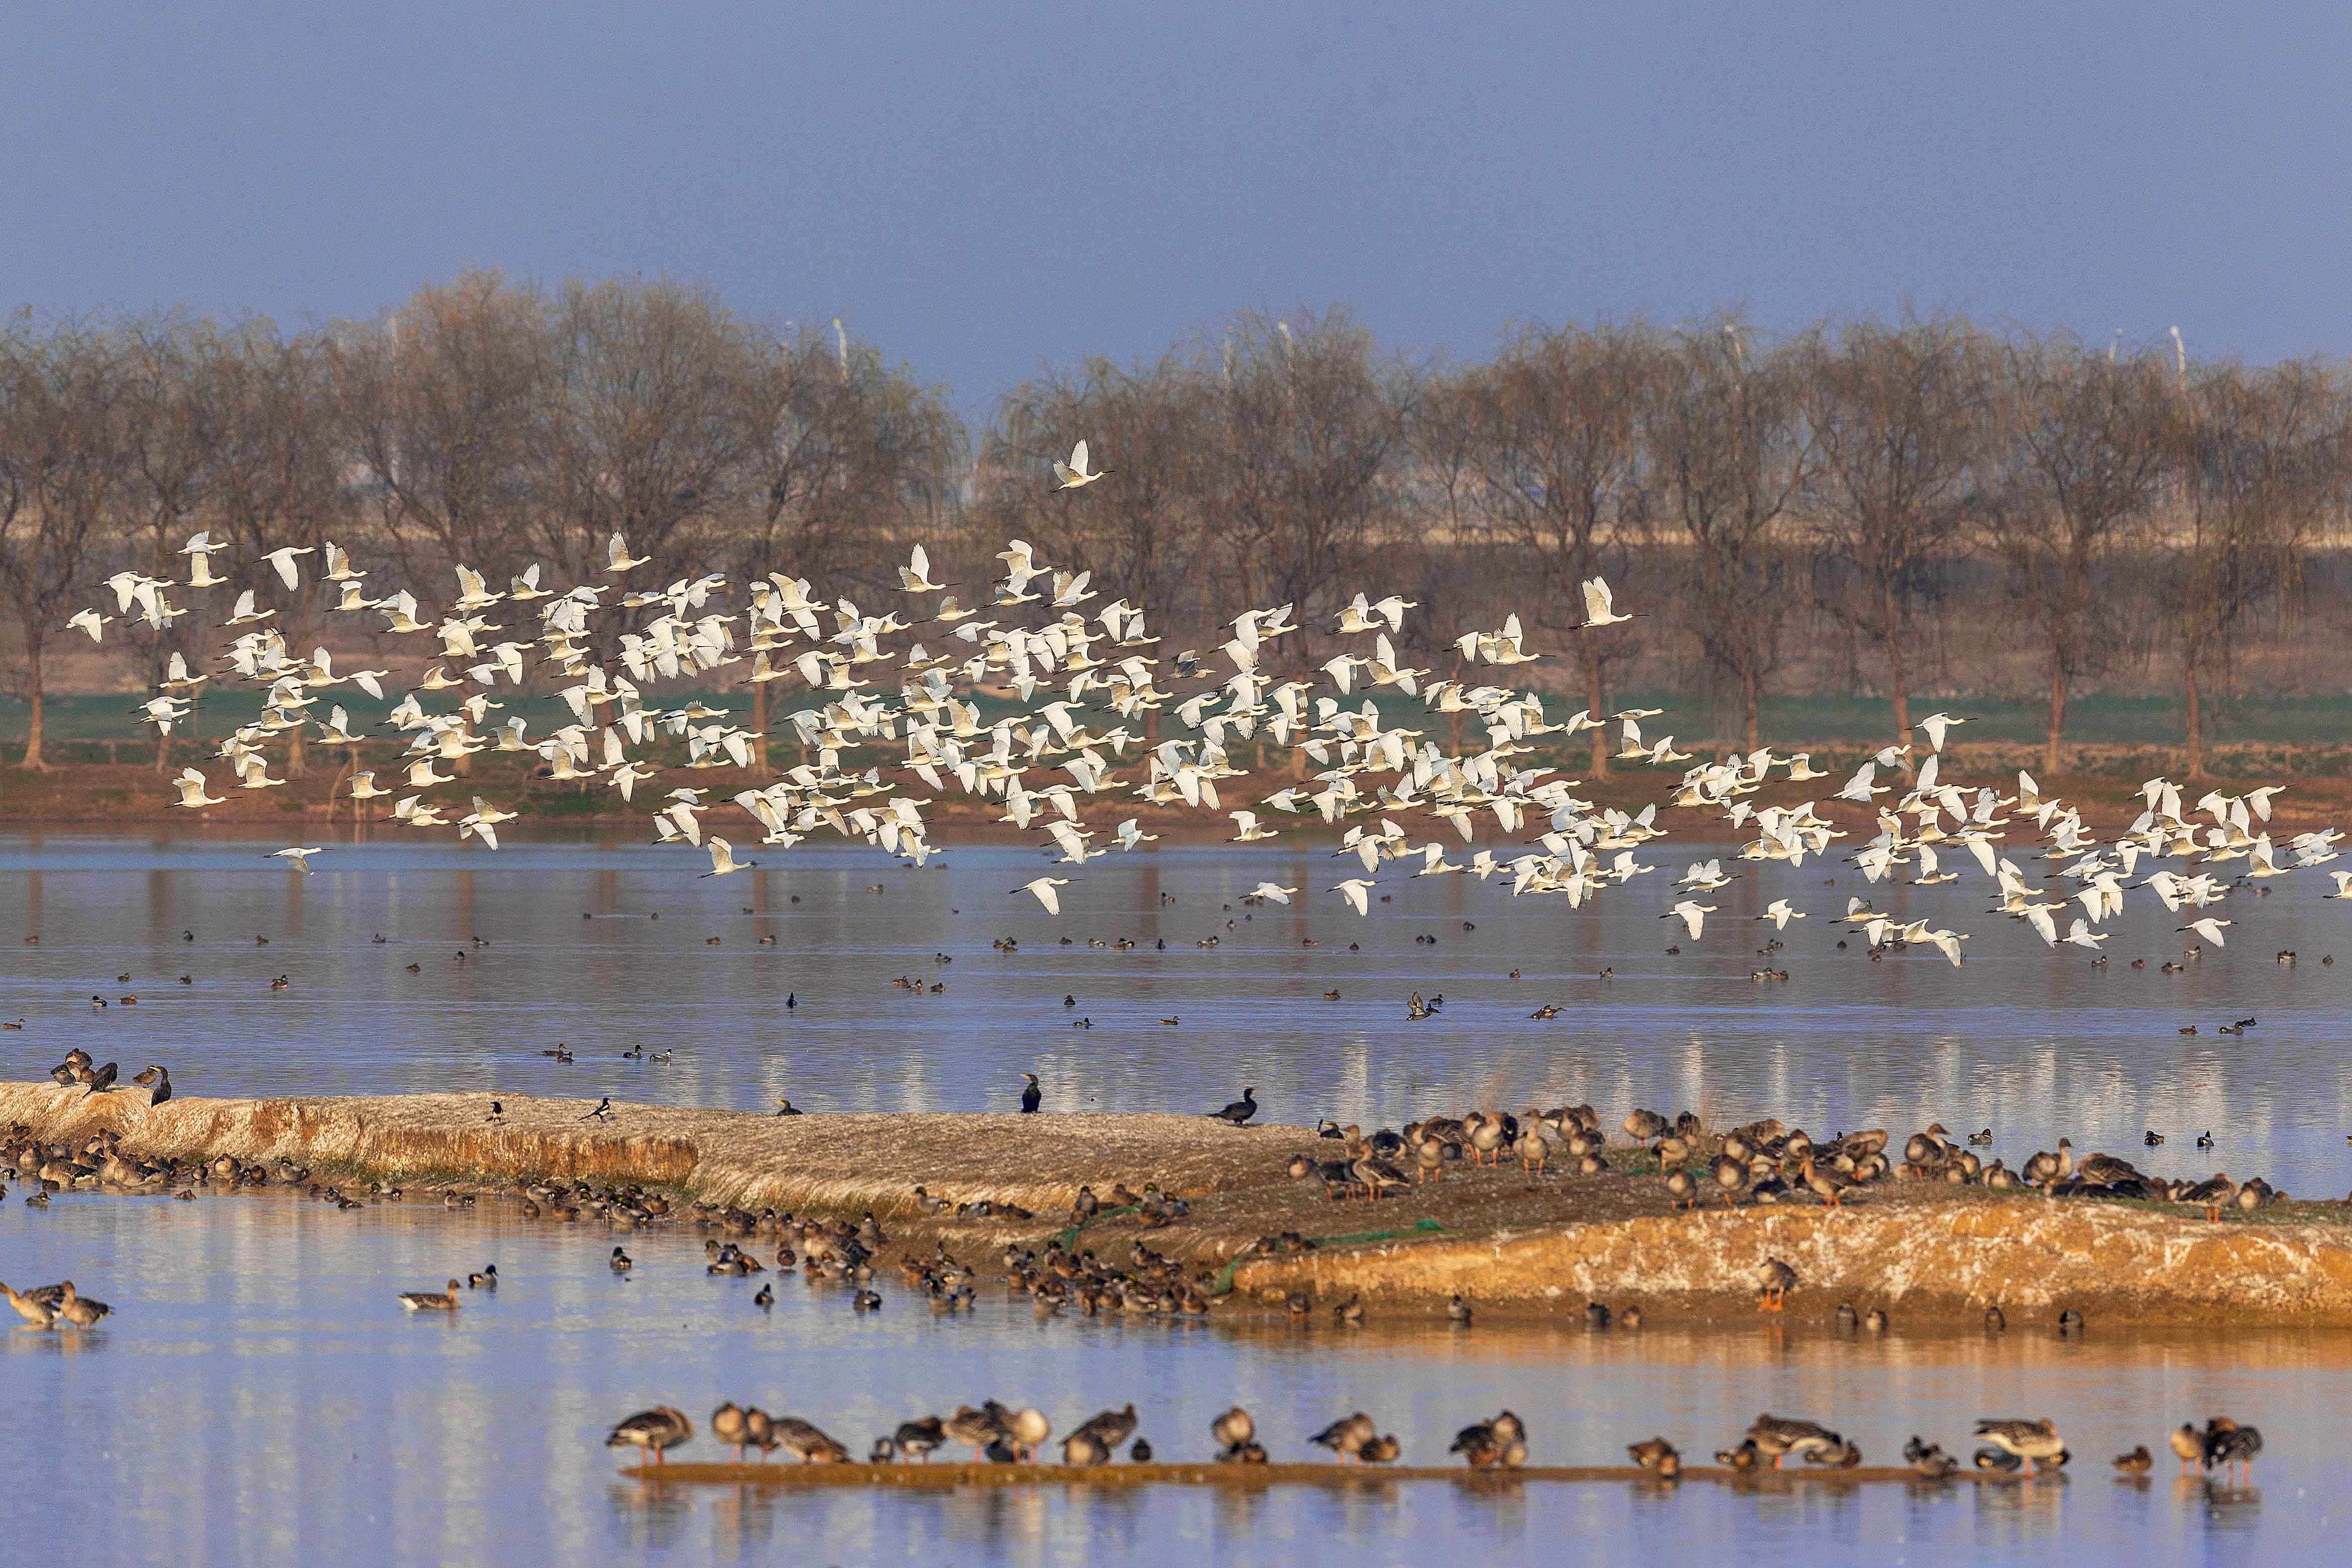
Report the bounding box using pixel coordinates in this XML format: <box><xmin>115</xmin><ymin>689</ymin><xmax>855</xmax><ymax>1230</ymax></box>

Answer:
<box><xmin>66</xmin><ymin>457</ymin><xmax>2347</xmax><ymax>968</ymax></box>
<box><xmin>597</xmin><ymin>1399</ymin><xmax>2264</xmax><ymax>1484</ymax></box>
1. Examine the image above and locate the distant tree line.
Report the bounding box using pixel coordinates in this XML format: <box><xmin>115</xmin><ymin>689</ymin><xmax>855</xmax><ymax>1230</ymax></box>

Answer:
<box><xmin>4</xmin><ymin>274</ymin><xmax>2346</xmax><ymax>774</ymax></box>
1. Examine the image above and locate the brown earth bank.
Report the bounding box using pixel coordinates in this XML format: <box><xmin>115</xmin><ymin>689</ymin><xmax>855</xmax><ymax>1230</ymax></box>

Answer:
<box><xmin>6</xmin><ymin>745</ymin><xmax>2352</xmax><ymax>835</ymax></box>
<box><xmin>10</xmin><ymin>1083</ymin><xmax>2349</xmax><ymax>1327</ymax></box>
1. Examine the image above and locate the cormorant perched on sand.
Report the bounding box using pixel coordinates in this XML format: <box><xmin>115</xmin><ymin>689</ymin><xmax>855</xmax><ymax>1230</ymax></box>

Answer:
<box><xmin>1020</xmin><ymin>1074</ymin><xmax>1042</xmax><ymax>1114</ymax></box>
<box><xmin>1209</xmin><ymin>1087</ymin><xmax>1258</xmax><ymax>1126</ymax></box>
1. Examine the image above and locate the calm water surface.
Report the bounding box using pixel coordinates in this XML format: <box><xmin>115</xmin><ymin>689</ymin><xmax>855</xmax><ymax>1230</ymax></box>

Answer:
<box><xmin>4</xmin><ymin>827</ymin><xmax>2348</xmax><ymax>1192</ymax></box>
<box><xmin>0</xmin><ymin>1191</ymin><xmax>2334</xmax><ymax>1567</ymax></box>
<box><xmin>2</xmin><ymin>828</ymin><xmax>2346</xmax><ymax>1562</ymax></box>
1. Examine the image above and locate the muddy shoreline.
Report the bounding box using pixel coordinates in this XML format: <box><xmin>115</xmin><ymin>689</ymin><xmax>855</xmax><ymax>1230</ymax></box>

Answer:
<box><xmin>13</xmin><ymin>1083</ymin><xmax>2351</xmax><ymax>1327</ymax></box>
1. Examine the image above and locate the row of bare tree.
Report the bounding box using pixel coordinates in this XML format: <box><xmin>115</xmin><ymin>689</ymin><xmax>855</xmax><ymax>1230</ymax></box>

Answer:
<box><xmin>4</xmin><ymin>276</ymin><xmax>2346</xmax><ymax>775</ymax></box>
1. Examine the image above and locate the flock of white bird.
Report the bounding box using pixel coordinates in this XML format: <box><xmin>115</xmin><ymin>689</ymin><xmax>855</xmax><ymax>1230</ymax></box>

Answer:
<box><xmin>70</xmin><ymin>438</ymin><xmax>2352</xmax><ymax>957</ymax></box>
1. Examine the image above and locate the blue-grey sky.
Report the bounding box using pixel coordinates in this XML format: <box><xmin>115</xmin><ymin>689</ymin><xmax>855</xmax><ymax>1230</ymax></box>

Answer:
<box><xmin>9</xmin><ymin>4</ymin><xmax>2347</xmax><ymax>413</ymax></box>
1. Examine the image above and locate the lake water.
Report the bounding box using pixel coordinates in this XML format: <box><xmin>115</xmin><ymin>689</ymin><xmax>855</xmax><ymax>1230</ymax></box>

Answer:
<box><xmin>3</xmin><ymin>828</ymin><xmax>2347</xmax><ymax>1563</ymax></box>
<box><xmin>4</xmin><ymin>828</ymin><xmax>2346</xmax><ymax>1193</ymax></box>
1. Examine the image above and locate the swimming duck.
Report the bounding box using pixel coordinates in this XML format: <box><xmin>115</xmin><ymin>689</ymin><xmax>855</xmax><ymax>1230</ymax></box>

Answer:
<box><xmin>397</xmin><ymin>1280</ymin><xmax>462</xmax><ymax>1312</ymax></box>
<box><xmin>466</xmin><ymin>1266</ymin><xmax>498</xmax><ymax>1290</ymax></box>
<box><xmin>1985</xmin><ymin>1305</ymin><xmax>2007</xmax><ymax>1333</ymax></box>
<box><xmin>2058</xmin><ymin>1308</ymin><xmax>2084</xmax><ymax>1336</ymax></box>
<box><xmin>1974</xmin><ymin>1417</ymin><xmax>2066</xmax><ymax>1473</ymax></box>
<box><xmin>605</xmin><ymin>1407</ymin><xmax>693</xmax><ymax>1465</ymax></box>
<box><xmin>1863</xmin><ymin>1307</ymin><xmax>1889</xmax><ymax>1334</ymax></box>
<box><xmin>609</xmin><ymin>1248</ymin><xmax>633</xmax><ymax>1274</ymax></box>
<box><xmin>1447</xmin><ymin>1294</ymin><xmax>1474</xmax><ymax>1325</ymax></box>
<box><xmin>1746</xmin><ymin>1415</ymin><xmax>1842</xmax><ymax>1469</ymax></box>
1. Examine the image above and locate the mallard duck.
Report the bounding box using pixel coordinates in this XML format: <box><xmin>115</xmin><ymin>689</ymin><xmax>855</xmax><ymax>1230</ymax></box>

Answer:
<box><xmin>1745</xmin><ymin>1415</ymin><xmax>1841</xmax><ymax>1469</ymax></box>
<box><xmin>1627</xmin><ymin>1437</ymin><xmax>1677</xmax><ymax>1471</ymax></box>
<box><xmin>1006</xmin><ymin>1407</ymin><xmax>1050</xmax><ymax>1461</ymax></box>
<box><xmin>743</xmin><ymin>1407</ymin><xmax>776</xmax><ymax>1461</ymax></box>
<box><xmin>1756</xmin><ymin>1257</ymin><xmax>1797</xmax><ymax>1312</ymax></box>
<box><xmin>1712</xmin><ymin>1154</ymin><xmax>1749</xmax><ymax>1206</ymax></box>
<box><xmin>1332</xmin><ymin>1293</ymin><xmax>1364</xmax><ymax>1325</ymax></box>
<box><xmin>1905</xmin><ymin>1436</ymin><xmax>1958</xmax><ymax>1478</ymax></box>
<box><xmin>712</xmin><ymin>1402</ymin><xmax>750</xmax><ymax>1461</ymax></box>
<box><xmin>1984</xmin><ymin>1305</ymin><xmax>2007</xmax><ymax>1333</ymax></box>
<box><xmin>1585</xmin><ymin>1301</ymin><xmax>1612</xmax><ymax>1330</ymax></box>
<box><xmin>773</xmin><ymin>1417</ymin><xmax>849</xmax><ymax>1463</ymax></box>
<box><xmin>1447</xmin><ymin>1294</ymin><xmax>1473</xmax><ymax>1325</ymax></box>
<box><xmin>946</xmin><ymin>1404</ymin><xmax>1007</xmax><ymax>1459</ymax></box>
<box><xmin>1061</xmin><ymin>1431</ymin><xmax>1112</xmax><ymax>1465</ymax></box>
<box><xmin>892</xmin><ymin>1416</ymin><xmax>945</xmax><ymax>1462</ymax></box>
<box><xmin>1311</xmin><ymin>1412</ymin><xmax>1377</xmax><ymax>1463</ymax></box>
<box><xmin>2112</xmin><ymin>1444</ymin><xmax>2152</xmax><ymax>1475</ymax></box>
<box><xmin>2058</xmin><ymin>1308</ymin><xmax>2084</xmax><ymax>1336</ymax></box>
<box><xmin>1835</xmin><ymin>1302</ymin><xmax>1858</xmax><ymax>1334</ymax></box>
<box><xmin>2202</xmin><ymin>1418</ymin><xmax>2262</xmax><ymax>1481</ymax></box>
<box><xmin>1360</xmin><ymin>1434</ymin><xmax>1402</xmax><ymax>1464</ymax></box>
<box><xmin>1211</xmin><ymin>1407</ymin><xmax>1256</xmax><ymax>1457</ymax></box>
<box><xmin>606</xmin><ymin>1406</ymin><xmax>693</xmax><ymax>1464</ymax></box>
<box><xmin>1974</xmin><ymin>1445</ymin><xmax>2023</xmax><ymax>1472</ymax></box>
<box><xmin>396</xmin><ymin>1280</ymin><xmax>462</xmax><ymax>1312</ymax></box>
<box><xmin>1864</xmin><ymin>1307</ymin><xmax>1889</xmax><ymax>1333</ymax></box>
<box><xmin>609</xmin><ymin>1246</ymin><xmax>633</xmax><ymax>1274</ymax></box>
<box><xmin>466</xmin><ymin>1266</ymin><xmax>498</xmax><ymax>1289</ymax></box>
<box><xmin>1975</xmin><ymin>1417</ymin><xmax>2065</xmax><ymax>1472</ymax></box>
<box><xmin>1715</xmin><ymin>1438</ymin><xmax>1759</xmax><ymax>1472</ymax></box>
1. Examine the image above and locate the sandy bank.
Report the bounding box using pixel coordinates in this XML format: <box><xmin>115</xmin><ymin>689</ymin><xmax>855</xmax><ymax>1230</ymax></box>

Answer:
<box><xmin>12</xmin><ymin>1082</ymin><xmax>2352</xmax><ymax>1324</ymax></box>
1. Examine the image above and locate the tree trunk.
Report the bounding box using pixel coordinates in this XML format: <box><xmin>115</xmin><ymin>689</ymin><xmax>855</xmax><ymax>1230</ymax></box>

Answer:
<box><xmin>1740</xmin><ymin>661</ymin><xmax>1762</xmax><ymax>755</ymax></box>
<box><xmin>19</xmin><ymin>655</ymin><xmax>45</xmax><ymax>770</ymax></box>
<box><xmin>2044</xmin><ymin>651</ymin><xmax>2069</xmax><ymax>780</ymax></box>
<box><xmin>1585</xmin><ymin>660</ymin><xmax>1607</xmax><ymax>777</ymax></box>
<box><xmin>1879</xmin><ymin>587</ymin><xmax>1910</xmax><ymax>755</ymax></box>
<box><xmin>2182</xmin><ymin>651</ymin><xmax>2204</xmax><ymax>779</ymax></box>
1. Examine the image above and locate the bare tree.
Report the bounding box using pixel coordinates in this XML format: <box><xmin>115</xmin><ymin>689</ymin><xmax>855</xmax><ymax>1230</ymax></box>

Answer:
<box><xmin>980</xmin><ymin>350</ymin><xmax>1209</xmax><ymax>642</ymax></box>
<box><xmin>1439</xmin><ymin>320</ymin><xmax>1655</xmax><ymax>771</ymax></box>
<box><xmin>1987</xmin><ymin>335</ymin><xmax>2170</xmax><ymax>775</ymax></box>
<box><xmin>1803</xmin><ymin>317</ymin><xmax>1992</xmax><ymax>749</ymax></box>
<box><xmin>2159</xmin><ymin>358</ymin><xmax>2344</xmax><ymax>776</ymax></box>
<box><xmin>0</xmin><ymin>323</ymin><xmax>128</xmax><ymax>767</ymax></box>
<box><xmin>328</xmin><ymin>271</ymin><xmax>553</xmax><ymax>588</ymax></box>
<box><xmin>1647</xmin><ymin>321</ymin><xmax>1813</xmax><ymax>752</ymax></box>
<box><xmin>1197</xmin><ymin>307</ymin><xmax>1415</xmax><ymax>671</ymax></box>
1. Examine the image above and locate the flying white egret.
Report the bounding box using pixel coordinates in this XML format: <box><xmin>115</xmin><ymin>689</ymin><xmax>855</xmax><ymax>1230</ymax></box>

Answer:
<box><xmin>66</xmin><ymin>608</ymin><xmax>111</xmax><ymax>642</ymax></box>
<box><xmin>173</xmin><ymin>768</ymin><xmax>223</xmax><ymax>809</ymax></box>
<box><xmin>1579</xmin><ymin>576</ymin><xmax>1637</xmax><ymax>628</ymax></box>
<box><xmin>2063</xmin><ymin>919</ymin><xmax>2108</xmax><ymax>950</ymax></box>
<box><xmin>1248</xmin><ymin>882</ymin><xmax>1298</xmax><ymax>904</ymax></box>
<box><xmin>269</xmin><ymin>846</ymin><xmax>326</xmax><ymax>871</ymax></box>
<box><xmin>1916</xmin><ymin>712</ymin><xmax>1969</xmax><ymax>752</ymax></box>
<box><xmin>1663</xmin><ymin>901</ymin><xmax>1715</xmax><ymax>940</ymax></box>
<box><xmin>1050</xmin><ymin>440</ymin><xmax>1105</xmax><ymax>491</ymax></box>
<box><xmin>701</xmin><ymin>838</ymin><xmax>756</xmax><ymax>877</ymax></box>
<box><xmin>2178</xmin><ymin>917</ymin><xmax>2232</xmax><ymax>947</ymax></box>
<box><xmin>261</xmin><ymin>546</ymin><xmax>316</xmax><ymax>590</ymax></box>
<box><xmin>1013</xmin><ymin>876</ymin><xmax>1071</xmax><ymax>914</ymax></box>
<box><xmin>1230</xmin><ymin>811</ymin><xmax>1278</xmax><ymax>842</ymax></box>
<box><xmin>1329</xmin><ymin>879</ymin><xmax>1376</xmax><ymax>916</ymax></box>
<box><xmin>606</xmin><ymin>532</ymin><xmax>649</xmax><ymax>573</ymax></box>
<box><xmin>1757</xmin><ymin>899</ymin><xmax>1806</xmax><ymax>930</ymax></box>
